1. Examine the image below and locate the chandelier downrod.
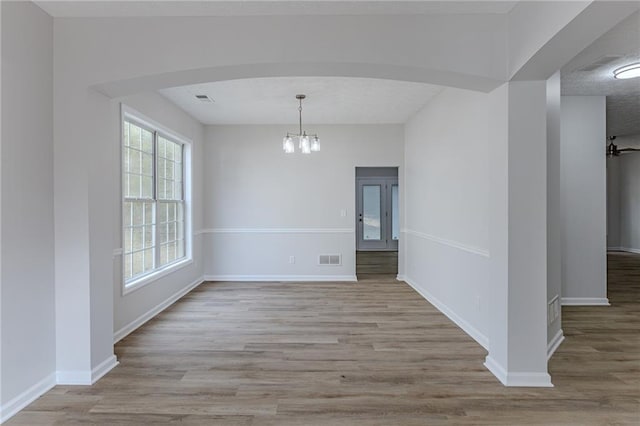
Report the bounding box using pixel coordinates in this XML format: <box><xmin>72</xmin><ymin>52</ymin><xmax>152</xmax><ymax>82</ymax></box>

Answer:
<box><xmin>297</xmin><ymin>94</ymin><xmax>305</xmax><ymax>136</ymax></box>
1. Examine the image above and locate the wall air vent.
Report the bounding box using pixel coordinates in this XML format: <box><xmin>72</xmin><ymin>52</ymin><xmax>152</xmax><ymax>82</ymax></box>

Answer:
<box><xmin>319</xmin><ymin>254</ymin><xmax>341</xmax><ymax>266</ymax></box>
<box><xmin>195</xmin><ymin>94</ymin><xmax>214</xmax><ymax>103</ymax></box>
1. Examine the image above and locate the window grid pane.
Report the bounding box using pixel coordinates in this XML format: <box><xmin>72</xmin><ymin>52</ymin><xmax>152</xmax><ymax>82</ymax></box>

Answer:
<box><xmin>158</xmin><ymin>201</ymin><xmax>184</xmax><ymax>267</ymax></box>
<box><xmin>157</xmin><ymin>136</ymin><xmax>183</xmax><ymax>201</ymax></box>
<box><xmin>123</xmin><ymin>201</ymin><xmax>156</xmax><ymax>281</ymax></box>
<box><xmin>123</xmin><ymin>120</ymin><xmax>154</xmax><ymax>200</ymax></box>
<box><xmin>123</xmin><ymin>117</ymin><xmax>187</xmax><ymax>285</ymax></box>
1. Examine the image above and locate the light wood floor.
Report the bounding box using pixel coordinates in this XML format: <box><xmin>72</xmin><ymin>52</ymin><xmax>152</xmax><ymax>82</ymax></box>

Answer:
<box><xmin>8</xmin><ymin>253</ymin><xmax>639</xmax><ymax>425</ymax></box>
<box><xmin>356</xmin><ymin>251</ymin><xmax>398</xmax><ymax>275</ymax></box>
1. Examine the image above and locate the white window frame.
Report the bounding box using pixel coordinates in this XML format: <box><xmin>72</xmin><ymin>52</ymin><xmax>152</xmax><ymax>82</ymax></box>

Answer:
<box><xmin>121</xmin><ymin>104</ymin><xmax>193</xmax><ymax>295</ymax></box>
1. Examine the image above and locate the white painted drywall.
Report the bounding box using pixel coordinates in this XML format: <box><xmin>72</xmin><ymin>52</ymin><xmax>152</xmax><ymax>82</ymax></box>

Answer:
<box><xmin>607</xmin><ymin>157</ymin><xmax>622</xmax><ymax>249</ymax></box>
<box><xmin>1</xmin><ymin>0</ymin><xmax>56</xmax><ymax>408</ymax></box>
<box><xmin>403</xmin><ymin>87</ymin><xmax>490</xmax><ymax>345</ymax></box>
<box><xmin>560</xmin><ymin>96</ymin><xmax>607</xmax><ymax>302</ymax></box>
<box><xmin>507</xmin><ymin>1</ymin><xmax>591</xmax><ymax>79</ymax></box>
<box><xmin>614</xmin><ymin>134</ymin><xmax>640</xmax><ymax>252</ymax></box>
<box><xmin>112</xmin><ymin>91</ymin><xmax>205</xmax><ymax>339</ymax></box>
<box><xmin>546</xmin><ymin>72</ymin><xmax>563</xmax><ymax>348</ymax></box>
<box><xmin>485</xmin><ymin>81</ymin><xmax>551</xmax><ymax>386</ymax></box>
<box><xmin>203</xmin><ymin>124</ymin><xmax>403</xmax><ymax>278</ymax></box>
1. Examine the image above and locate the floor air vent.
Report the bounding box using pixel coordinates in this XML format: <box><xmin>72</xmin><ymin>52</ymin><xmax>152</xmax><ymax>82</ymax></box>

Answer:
<box><xmin>319</xmin><ymin>254</ymin><xmax>341</xmax><ymax>266</ymax></box>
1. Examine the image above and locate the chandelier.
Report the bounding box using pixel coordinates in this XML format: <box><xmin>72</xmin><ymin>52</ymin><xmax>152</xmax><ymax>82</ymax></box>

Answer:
<box><xmin>282</xmin><ymin>94</ymin><xmax>320</xmax><ymax>154</ymax></box>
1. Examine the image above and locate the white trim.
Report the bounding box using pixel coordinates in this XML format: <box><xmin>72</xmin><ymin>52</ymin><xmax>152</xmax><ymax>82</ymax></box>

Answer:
<box><xmin>402</xmin><ymin>275</ymin><xmax>489</xmax><ymax>350</ymax></box>
<box><xmin>121</xmin><ymin>104</ymin><xmax>191</xmax><ymax>145</ymax></box>
<box><xmin>120</xmin><ymin>103</ymin><xmax>194</xmax><ymax>297</ymax></box>
<box><xmin>112</xmin><ymin>248</ymin><xmax>123</xmax><ymax>257</ymax></box>
<box><xmin>608</xmin><ymin>246</ymin><xmax>640</xmax><ymax>254</ymax></box>
<box><xmin>561</xmin><ymin>297</ymin><xmax>610</xmax><ymax>306</ymax></box>
<box><xmin>402</xmin><ymin>228</ymin><xmax>490</xmax><ymax>258</ymax></box>
<box><xmin>114</xmin><ymin>276</ymin><xmax>205</xmax><ymax>343</ymax></box>
<box><xmin>547</xmin><ymin>329</ymin><xmax>565</xmax><ymax>360</ymax></box>
<box><xmin>204</xmin><ymin>274</ymin><xmax>358</xmax><ymax>282</ymax></box>
<box><xmin>56</xmin><ymin>370</ymin><xmax>91</xmax><ymax>385</ymax></box>
<box><xmin>57</xmin><ymin>355</ymin><xmax>119</xmax><ymax>386</ymax></box>
<box><xmin>123</xmin><ymin>258</ymin><xmax>193</xmax><ymax>295</ymax></box>
<box><xmin>0</xmin><ymin>373</ymin><xmax>56</xmax><ymax>423</ymax></box>
<box><xmin>396</xmin><ymin>274</ymin><xmax>406</xmax><ymax>281</ymax></box>
<box><xmin>91</xmin><ymin>355</ymin><xmax>119</xmax><ymax>383</ymax></box>
<box><xmin>484</xmin><ymin>356</ymin><xmax>553</xmax><ymax>387</ymax></box>
<box><xmin>193</xmin><ymin>229</ymin><xmax>206</xmax><ymax>236</ymax></box>
<box><xmin>200</xmin><ymin>228</ymin><xmax>355</xmax><ymax>234</ymax></box>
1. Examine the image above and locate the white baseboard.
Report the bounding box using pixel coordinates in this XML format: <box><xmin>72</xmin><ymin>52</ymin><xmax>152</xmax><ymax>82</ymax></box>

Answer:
<box><xmin>402</xmin><ymin>275</ymin><xmax>489</xmax><ymax>350</ymax></box>
<box><xmin>484</xmin><ymin>356</ymin><xmax>553</xmax><ymax>387</ymax></box>
<box><xmin>56</xmin><ymin>354</ymin><xmax>119</xmax><ymax>386</ymax></box>
<box><xmin>204</xmin><ymin>275</ymin><xmax>358</xmax><ymax>282</ymax></box>
<box><xmin>547</xmin><ymin>329</ymin><xmax>565</xmax><ymax>360</ymax></box>
<box><xmin>396</xmin><ymin>274</ymin><xmax>406</xmax><ymax>281</ymax></box>
<box><xmin>91</xmin><ymin>355</ymin><xmax>119</xmax><ymax>383</ymax></box>
<box><xmin>0</xmin><ymin>373</ymin><xmax>56</xmax><ymax>423</ymax></box>
<box><xmin>114</xmin><ymin>276</ymin><xmax>205</xmax><ymax>343</ymax></box>
<box><xmin>561</xmin><ymin>297</ymin><xmax>610</xmax><ymax>306</ymax></box>
<box><xmin>56</xmin><ymin>370</ymin><xmax>91</xmax><ymax>385</ymax></box>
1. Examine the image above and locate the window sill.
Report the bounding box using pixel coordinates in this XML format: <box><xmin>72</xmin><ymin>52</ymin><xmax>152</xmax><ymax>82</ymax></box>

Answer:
<box><xmin>123</xmin><ymin>257</ymin><xmax>193</xmax><ymax>296</ymax></box>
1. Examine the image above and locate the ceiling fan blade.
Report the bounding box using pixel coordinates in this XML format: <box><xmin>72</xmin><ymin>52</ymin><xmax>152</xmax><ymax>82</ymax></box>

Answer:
<box><xmin>618</xmin><ymin>148</ymin><xmax>640</xmax><ymax>152</ymax></box>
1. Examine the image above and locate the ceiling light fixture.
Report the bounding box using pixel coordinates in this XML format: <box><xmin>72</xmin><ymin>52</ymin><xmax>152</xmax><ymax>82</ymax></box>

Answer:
<box><xmin>606</xmin><ymin>136</ymin><xmax>640</xmax><ymax>157</ymax></box>
<box><xmin>282</xmin><ymin>94</ymin><xmax>320</xmax><ymax>154</ymax></box>
<box><xmin>613</xmin><ymin>62</ymin><xmax>640</xmax><ymax>79</ymax></box>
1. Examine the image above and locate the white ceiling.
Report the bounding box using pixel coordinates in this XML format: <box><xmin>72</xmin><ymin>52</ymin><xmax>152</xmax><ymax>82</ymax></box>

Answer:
<box><xmin>35</xmin><ymin>1</ymin><xmax>518</xmax><ymax>18</ymax></box>
<box><xmin>159</xmin><ymin>77</ymin><xmax>443</xmax><ymax>125</ymax></box>
<box><xmin>562</xmin><ymin>11</ymin><xmax>640</xmax><ymax>137</ymax></box>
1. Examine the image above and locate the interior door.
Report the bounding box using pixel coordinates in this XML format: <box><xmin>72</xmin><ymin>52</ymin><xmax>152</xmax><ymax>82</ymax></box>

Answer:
<box><xmin>356</xmin><ymin>178</ymin><xmax>399</xmax><ymax>251</ymax></box>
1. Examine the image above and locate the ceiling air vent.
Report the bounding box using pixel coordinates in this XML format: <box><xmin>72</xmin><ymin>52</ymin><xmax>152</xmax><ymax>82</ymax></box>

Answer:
<box><xmin>319</xmin><ymin>254</ymin><xmax>341</xmax><ymax>266</ymax></box>
<box><xmin>195</xmin><ymin>94</ymin><xmax>214</xmax><ymax>103</ymax></box>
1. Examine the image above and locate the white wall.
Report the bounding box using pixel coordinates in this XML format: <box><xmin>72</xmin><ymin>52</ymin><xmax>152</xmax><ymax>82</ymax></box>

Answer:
<box><xmin>485</xmin><ymin>81</ymin><xmax>551</xmax><ymax>386</ymax></box>
<box><xmin>560</xmin><ymin>96</ymin><xmax>608</xmax><ymax>304</ymax></box>
<box><xmin>403</xmin><ymin>87</ymin><xmax>490</xmax><ymax>347</ymax></box>
<box><xmin>607</xmin><ymin>156</ymin><xmax>621</xmax><ymax>248</ymax></box>
<box><xmin>611</xmin><ymin>134</ymin><xmax>640</xmax><ymax>252</ymax></box>
<box><xmin>113</xmin><ymin>91</ymin><xmax>205</xmax><ymax>339</ymax></box>
<box><xmin>1</xmin><ymin>0</ymin><xmax>56</xmax><ymax>416</ymax></box>
<box><xmin>546</xmin><ymin>72</ymin><xmax>563</xmax><ymax>350</ymax></box>
<box><xmin>203</xmin><ymin>124</ymin><xmax>403</xmax><ymax>279</ymax></box>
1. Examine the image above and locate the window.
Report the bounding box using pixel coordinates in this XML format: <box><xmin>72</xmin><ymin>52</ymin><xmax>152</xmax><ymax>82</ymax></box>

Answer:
<box><xmin>122</xmin><ymin>108</ymin><xmax>190</xmax><ymax>290</ymax></box>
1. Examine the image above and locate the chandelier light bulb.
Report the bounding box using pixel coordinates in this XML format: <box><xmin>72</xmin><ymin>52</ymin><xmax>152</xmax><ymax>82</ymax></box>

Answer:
<box><xmin>283</xmin><ymin>136</ymin><xmax>295</xmax><ymax>153</ymax></box>
<box><xmin>311</xmin><ymin>136</ymin><xmax>321</xmax><ymax>152</ymax></box>
<box><xmin>282</xmin><ymin>135</ymin><xmax>291</xmax><ymax>152</ymax></box>
<box><xmin>300</xmin><ymin>135</ymin><xmax>311</xmax><ymax>154</ymax></box>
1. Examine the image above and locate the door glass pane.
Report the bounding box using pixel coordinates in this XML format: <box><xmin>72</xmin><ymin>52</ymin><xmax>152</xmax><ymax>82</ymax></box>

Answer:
<box><xmin>363</xmin><ymin>185</ymin><xmax>381</xmax><ymax>240</ymax></box>
<box><xmin>392</xmin><ymin>184</ymin><xmax>399</xmax><ymax>240</ymax></box>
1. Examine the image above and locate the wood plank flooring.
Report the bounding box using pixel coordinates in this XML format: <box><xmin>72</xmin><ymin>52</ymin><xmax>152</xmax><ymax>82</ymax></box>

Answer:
<box><xmin>356</xmin><ymin>251</ymin><xmax>398</xmax><ymax>275</ymax></box>
<box><xmin>8</xmin><ymin>253</ymin><xmax>639</xmax><ymax>425</ymax></box>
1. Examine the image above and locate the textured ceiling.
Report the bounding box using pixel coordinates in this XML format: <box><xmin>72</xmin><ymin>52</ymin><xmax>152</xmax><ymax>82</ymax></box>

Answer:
<box><xmin>562</xmin><ymin>12</ymin><xmax>640</xmax><ymax>137</ymax></box>
<box><xmin>159</xmin><ymin>77</ymin><xmax>443</xmax><ymax>125</ymax></box>
<box><xmin>35</xmin><ymin>1</ymin><xmax>518</xmax><ymax>17</ymax></box>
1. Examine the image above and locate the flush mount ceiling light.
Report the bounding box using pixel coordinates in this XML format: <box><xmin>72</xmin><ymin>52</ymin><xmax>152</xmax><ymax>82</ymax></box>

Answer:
<box><xmin>282</xmin><ymin>94</ymin><xmax>320</xmax><ymax>154</ymax></box>
<box><xmin>613</xmin><ymin>62</ymin><xmax>640</xmax><ymax>79</ymax></box>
